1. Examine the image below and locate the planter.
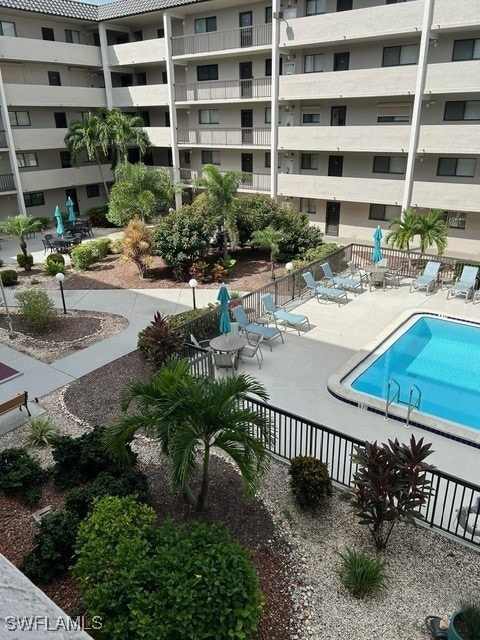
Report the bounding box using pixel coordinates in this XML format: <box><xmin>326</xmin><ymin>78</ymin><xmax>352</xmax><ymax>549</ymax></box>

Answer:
<box><xmin>448</xmin><ymin>611</ymin><xmax>466</xmax><ymax>640</ymax></box>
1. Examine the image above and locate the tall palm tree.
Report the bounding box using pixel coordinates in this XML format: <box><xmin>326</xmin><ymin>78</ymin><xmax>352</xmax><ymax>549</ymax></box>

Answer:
<box><xmin>103</xmin><ymin>108</ymin><xmax>150</xmax><ymax>171</ymax></box>
<box><xmin>416</xmin><ymin>209</ymin><xmax>448</xmax><ymax>255</ymax></box>
<box><xmin>193</xmin><ymin>164</ymin><xmax>245</xmax><ymax>260</ymax></box>
<box><xmin>0</xmin><ymin>214</ymin><xmax>41</xmax><ymax>257</ymax></box>
<box><xmin>251</xmin><ymin>225</ymin><xmax>284</xmax><ymax>279</ymax></box>
<box><xmin>104</xmin><ymin>358</ymin><xmax>273</xmax><ymax>512</ymax></box>
<box><xmin>386</xmin><ymin>209</ymin><xmax>420</xmax><ymax>252</ymax></box>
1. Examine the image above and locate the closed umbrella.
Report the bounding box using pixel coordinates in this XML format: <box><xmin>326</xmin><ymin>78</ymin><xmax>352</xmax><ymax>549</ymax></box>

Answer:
<box><xmin>66</xmin><ymin>196</ymin><xmax>77</xmax><ymax>222</ymax></box>
<box><xmin>54</xmin><ymin>206</ymin><xmax>65</xmax><ymax>236</ymax></box>
<box><xmin>217</xmin><ymin>283</ymin><xmax>231</xmax><ymax>335</ymax></box>
<box><xmin>372</xmin><ymin>225</ymin><xmax>384</xmax><ymax>263</ymax></box>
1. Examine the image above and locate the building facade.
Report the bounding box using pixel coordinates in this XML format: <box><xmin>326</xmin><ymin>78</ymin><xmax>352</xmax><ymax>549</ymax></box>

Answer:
<box><xmin>0</xmin><ymin>0</ymin><xmax>479</xmax><ymax>253</ymax></box>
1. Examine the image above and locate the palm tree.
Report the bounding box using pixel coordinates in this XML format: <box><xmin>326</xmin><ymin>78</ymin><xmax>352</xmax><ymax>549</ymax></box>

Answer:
<box><xmin>104</xmin><ymin>358</ymin><xmax>273</xmax><ymax>512</ymax></box>
<box><xmin>193</xmin><ymin>164</ymin><xmax>245</xmax><ymax>260</ymax></box>
<box><xmin>0</xmin><ymin>214</ymin><xmax>41</xmax><ymax>257</ymax></box>
<box><xmin>103</xmin><ymin>108</ymin><xmax>150</xmax><ymax>171</ymax></box>
<box><xmin>416</xmin><ymin>209</ymin><xmax>448</xmax><ymax>255</ymax></box>
<box><xmin>251</xmin><ymin>225</ymin><xmax>284</xmax><ymax>279</ymax></box>
<box><xmin>386</xmin><ymin>209</ymin><xmax>420</xmax><ymax>252</ymax></box>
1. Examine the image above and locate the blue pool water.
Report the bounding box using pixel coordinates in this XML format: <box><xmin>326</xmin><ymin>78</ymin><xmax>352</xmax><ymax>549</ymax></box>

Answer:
<box><xmin>351</xmin><ymin>316</ymin><xmax>480</xmax><ymax>431</ymax></box>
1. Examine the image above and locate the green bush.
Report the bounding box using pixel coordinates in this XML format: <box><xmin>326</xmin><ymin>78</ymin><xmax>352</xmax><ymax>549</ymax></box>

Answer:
<box><xmin>457</xmin><ymin>597</ymin><xmax>480</xmax><ymax>640</ymax></box>
<box><xmin>289</xmin><ymin>455</ymin><xmax>332</xmax><ymax>511</ymax></box>
<box><xmin>85</xmin><ymin>205</ymin><xmax>117</xmax><ymax>228</ymax></box>
<box><xmin>337</xmin><ymin>549</ymin><xmax>387</xmax><ymax>599</ymax></box>
<box><xmin>15</xmin><ymin>290</ymin><xmax>57</xmax><ymax>331</ymax></box>
<box><xmin>27</xmin><ymin>416</ymin><xmax>58</xmax><ymax>446</ymax></box>
<box><xmin>44</xmin><ymin>260</ymin><xmax>66</xmax><ymax>277</ymax></box>
<box><xmin>0</xmin><ymin>270</ymin><xmax>18</xmax><ymax>286</ymax></box>
<box><xmin>46</xmin><ymin>252</ymin><xmax>65</xmax><ymax>266</ymax></box>
<box><xmin>137</xmin><ymin>312</ymin><xmax>183</xmax><ymax>369</ymax></box>
<box><xmin>32</xmin><ymin>216</ymin><xmax>50</xmax><ymax>231</ymax></box>
<box><xmin>70</xmin><ymin>244</ymin><xmax>97</xmax><ymax>271</ymax></box>
<box><xmin>16</xmin><ymin>253</ymin><xmax>34</xmax><ymax>271</ymax></box>
<box><xmin>110</xmin><ymin>238</ymin><xmax>124</xmax><ymax>254</ymax></box>
<box><xmin>90</xmin><ymin>237</ymin><xmax>112</xmax><ymax>260</ymax></box>
<box><xmin>75</xmin><ymin>496</ymin><xmax>263</xmax><ymax>640</ymax></box>
<box><xmin>0</xmin><ymin>448</ymin><xmax>45</xmax><ymax>506</ymax></box>
<box><xmin>65</xmin><ymin>487</ymin><xmax>94</xmax><ymax>520</ymax></box>
<box><xmin>21</xmin><ymin>511</ymin><xmax>80</xmax><ymax>583</ymax></box>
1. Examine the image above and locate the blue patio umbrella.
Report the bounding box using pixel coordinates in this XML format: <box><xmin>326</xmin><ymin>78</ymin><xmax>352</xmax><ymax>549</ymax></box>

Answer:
<box><xmin>54</xmin><ymin>206</ymin><xmax>65</xmax><ymax>236</ymax></box>
<box><xmin>66</xmin><ymin>196</ymin><xmax>77</xmax><ymax>222</ymax></box>
<box><xmin>217</xmin><ymin>283</ymin><xmax>231</xmax><ymax>335</ymax></box>
<box><xmin>372</xmin><ymin>225</ymin><xmax>384</xmax><ymax>263</ymax></box>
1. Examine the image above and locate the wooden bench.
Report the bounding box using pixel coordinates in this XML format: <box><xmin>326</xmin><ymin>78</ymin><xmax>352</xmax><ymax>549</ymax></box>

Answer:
<box><xmin>0</xmin><ymin>391</ymin><xmax>31</xmax><ymax>418</ymax></box>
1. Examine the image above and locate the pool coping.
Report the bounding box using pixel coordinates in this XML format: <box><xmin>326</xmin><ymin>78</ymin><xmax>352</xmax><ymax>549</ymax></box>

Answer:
<box><xmin>327</xmin><ymin>308</ymin><xmax>480</xmax><ymax>449</ymax></box>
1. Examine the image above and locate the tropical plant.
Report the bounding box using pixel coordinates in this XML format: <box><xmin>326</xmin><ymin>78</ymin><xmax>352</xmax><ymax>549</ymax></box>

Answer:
<box><xmin>387</xmin><ymin>208</ymin><xmax>448</xmax><ymax>255</ymax></box>
<box><xmin>451</xmin><ymin>597</ymin><xmax>480</xmax><ymax>640</ymax></box>
<box><xmin>337</xmin><ymin>549</ymin><xmax>387</xmax><ymax>599</ymax></box>
<box><xmin>289</xmin><ymin>456</ymin><xmax>332</xmax><ymax>511</ymax></box>
<box><xmin>232</xmin><ymin>193</ymin><xmax>280</xmax><ymax>245</ymax></box>
<box><xmin>103</xmin><ymin>107</ymin><xmax>150</xmax><ymax>171</ymax></box>
<box><xmin>70</xmin><ymin>243</ymin><xmax>97</xmax><ymax>271</ymax></box>
<box><xmin>15</xmin><ymin>290</ymin><xmax>57</xmax><ymax>331</ymax></box>
<box><xmin>16</xmin><ymin>253</ymin><xmax>34</xmax><ymax>271</ymax></box>
<box><xmin>27</xmin><ymin>416</ymin><xmax>58</xmax><ymax>446</ymax></box>
<box><xmin>0</xmin><ymin>214</ymin><xmax>41</xmax><ymax>259</ymax></box>
<box><xmin>0</xmin><ymin>447</ymin><xmax>45</xmax><ymax>506</ymax></box>
<box><xmin>137</xmin><ymin>311</ymin><xmax>183</xmax><ymax>368</ymax></box>
<box><xmin>348</xmin><ymin>435</ymin><xmax>435</xmax><ymax>550</ymax></box>
<box><xmin>251</xmin><ymin>225</ymin><xmax>284</xmax><ymax>279</ymax></box>
<box><xmin>0</xmin><ymin>270</ymin><xmax>18</xmax><ymax>286</ymax></box>
<box><xmin>274</xmin><ymin>207</ymin><xmax>324</xmax><ymax>262</ymax></box>
<box><xmin>105</xmin><ymin>358</ymin><xmax>273</xmax><ymax>512</ymax></box>
<box><xmin>122</xmin><ymin>218</ymin><xmax>155</xmax><ymax>277</ymax></box>
<box><xmin>193</xmin><ymin>164</ymin><xmax>245</xmax><ymax>259</ymax></box>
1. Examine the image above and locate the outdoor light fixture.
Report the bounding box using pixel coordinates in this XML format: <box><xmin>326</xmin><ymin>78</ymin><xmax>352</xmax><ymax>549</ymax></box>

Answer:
<box><xmin>286</xmin><ymin>262</ymin><xmax>295</xmax><ymax>300</ymax></box>
<box><xmin>189</xmin><ymin>278</ymin><xmax>198</xmax><ymax>310</ymax></box>
<box><xmin>56</xmin><ymin>272</ymin><xmax>67</xmax><ymax>315</ymax></box>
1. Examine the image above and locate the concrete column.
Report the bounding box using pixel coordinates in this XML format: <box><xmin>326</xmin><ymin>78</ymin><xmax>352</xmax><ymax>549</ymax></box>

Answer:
<box><xmin>98</xmin><ymin>23</ymin><xmax>113</xmax><ymax>109</ymax></box>
<box><xmin>270</xmin><ymin>0</ymin><xmax>281</xmax><ymax>202</ymax></box>
<box><xmin>163</xmin><ymin>12</ymin><xmax>182</xmax><ymax>210</ymax></box>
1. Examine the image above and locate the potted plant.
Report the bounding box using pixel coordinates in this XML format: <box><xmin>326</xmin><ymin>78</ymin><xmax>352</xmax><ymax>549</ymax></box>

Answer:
<box><xmin>448</xmin><ymin>598</ymin><xmax>480</xmax><ymax>640</ymax></box>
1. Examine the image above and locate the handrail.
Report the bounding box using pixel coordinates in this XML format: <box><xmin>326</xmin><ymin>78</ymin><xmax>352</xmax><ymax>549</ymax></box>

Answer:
<box><xmin>384</xmin><ymin>378</ymin><xmax>401</xmax><ymax>420</ymax></box>
<box><xmin>406</xmin><ymin>384</ymin><xmax>422</xmax><ymax>428</ymax></box>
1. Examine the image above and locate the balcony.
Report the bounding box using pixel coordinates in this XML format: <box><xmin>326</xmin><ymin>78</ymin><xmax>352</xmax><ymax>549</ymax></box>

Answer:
<box><xmin>144</xmin><ymin>127</ymin><xmax>171</xmax><ymax>148</ymax></box>
<box><xmin>4</xmin><ymin>84</ymin><xmax>106</xmax><ymax>109</ymax></box>
<box><xmin>279</xmin><ymin>125</ymin><xmax>410</xmax><ymax>153</ymax></box>
<box><xmin>0</xmin><ymin>131</ymin><xmax>7</xmax><ymax>149</ymax></box>
<box><xmin>177</xmin><ymin>128</ymin><xmax>270</xmax><ymax>148</ymax></box>
<box><xmin>0</xmin><ymin>174</ymin><xmax>16</xmax><ymax>193</ymax></box>
<box><xmin>411</xmin><ymin>180</ymin><xmax>480</xmax><ymax>213</ymax></box>
<box><xmin>175</xmin><ymin>78</ymin><xmax>271</xmax><ymax>104</ymax></box>
<box><xmin>425</xmin><ymin>61</ymin><xmax>480</xmax><ymax>96</ymax></box>
<box><xmin>172</xmin><ymin>24</ymin><xmax>272</xmax><ymax>57</ymax></box>
<box><xmin>111</xmin><ymin>85</ymin><xmax>169</xmax><ymax>107</ymax></box>
<box><xmin>19</xmin><ymin>165</ymin><xmax>113</xmax><ymax>192</ymax></box>
<box><xmin>13</xmin><ymin>128</ymin><xmax>67</xmax><ymax>151</ymax></box>
<box><xmin>432</xmin><ymin>0</ymin><xmax>480</xmax><ymax>31</ymax></box>
<box><xmin>418</xmin><ymin>125</ymin><xmax>480</xmax><ymax>155</ymax></box>
<box><xmin>0</xmin><ymin>36</ymin><xmax>101</xmax><ymax>66</ymax></box>
<box><xmin>108</xmin><ymin>39</ymin><xmax>166</xmax><ymax>67</ymax></box>
<box><xmin>238</xmin><ymin>173</ymin><xmax>270</xmax><ymax>192</ymax></box>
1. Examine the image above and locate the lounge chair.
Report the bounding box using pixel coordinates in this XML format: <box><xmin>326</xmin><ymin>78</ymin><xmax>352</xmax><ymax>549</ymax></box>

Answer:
<box><xmin>321</xmin><ymin>262</ymin><xmax>363</xmax><ymax>295</ymax></box>
<box><xmin>261</xmin><ymin>293</ymin><xmax>310</xmax><ymax>335</ymax></box>
<box><xmin>409</xmin><ymin>261</ymin><xmax>441</xmax><ymax>295</ymax></box>
<box><xmin>239</xmin><ymin>334</ymin><xmax>263</xmax><ymax>369</ymax></box>
<box><xmin>447</xmin><ymin>265</ymin><xmax>478</xmax><ymax>302</ymax></box>
<box><xmin>231</xmin><ymin>304</ymin><xmax>284</xmax><ymax>351</ymax></box>
<box><xmin>301</xmin><ymin>271</ymin><xmax>348</xmax><ymax>306</ymax></box>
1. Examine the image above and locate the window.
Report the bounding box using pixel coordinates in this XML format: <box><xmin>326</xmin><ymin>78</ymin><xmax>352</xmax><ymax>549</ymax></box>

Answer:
<box><xmin>9</xmin><ymin>111</ymin><xmax>30</xmax><ymax>126</ymax></box>
<box><xmin>444</xmin><ymin>101</ymin><xmax>480</xmax><ymax>121</ymax></box>
<box><xmin>265</xmin><ymin>58</ymin><xmax>272</xmax><ymax>77</ymax></box>
<box><xmin>17</xmin><ymin>153</ymin><xmax>38</xmax><ymax>168</ymax></box>
<box><xmin>301</xmin><ymin>198</ymin><xmax>317</xmax><ymax>214</ymax></box>
<box><xmin>373</xmin><ymin>156</ymin><xmax>406</xmax><ymax>174</ymax></box>
<box><xmin>132</xmin><ymin>30</ymin><xmax>143</xmax><ymax>41</ymax></box>
<box><xmin>303</xmin><ymin>112</ymin><xmax>320</xmax><ymax>124</ymax></box>
<box><xmin>202</xmin><ymin>150</ymin><xmax>221</xmax><ymax>165</ymax></box>
<box><xmin>24</xmin><ymin>192</ymin><xmax>45</xmax><ymax>207</ymax></box>
<box><xmin>86</xmin><ymin>184</ymin><xmax>100</xmax><ymax>198</ymax></box>
<box><xmin>75</xmin><ymin>112</ymin><xmax>88</xmax><ymax>122</ymax></box>
<box><xmin>387</xmin><ymin>0</ymin><xmax>408</xmax><ymax>3</ymax></box>
<box><xmin>377</xmin><ymin>102</ymin><xmax>411</xmax><ymax>122</ymax></box>
<box><xmin>333</xmin><ymin>51</ymin><xmax>350</xmax><ymax>71</ymax></box>
<box><xmin>0</xmin><ymin>21</ymin><xmax>16</xmax><ymax>37</ymax></box>
<box><xmin>136</xmin><ymin>72</ymin><xmax>147</xmax><ymax>85</ymax></box>
<box><xmin>54</xmin><ymin>112</ymin><xmax>67</xmax><ymax>128</ymax></box>
<box><xmin>157</xmin><ymin>28</ymin><xmax>165</xmax><ymax>38</ymax></box>
<box><xmin>265</xmin><ymin>7</ymin><xmax>272</xmax><ymax>23</ymax></box>
<box><xmin>120</xmin><ymin>74</ymin><xmax>133</xmax><ymax>87</ymax></box>
<box><xmin>437</xmin><ymin>157</ymin><xmax>476</xmax><ymax>177</ymax></box>
<box><xmin>48</xmin><ymin>71</ymin><xmax>61</xmax><ymax>86</ymax></box>
<box><xmin>199</xmin><ymin>109</ymin><xmax>219</xmax><ymax>124</ymax></box>
<box><xmin>337</xmin><ymin>0</ymin><xmax>352</xmax><ymax>10</ymax></box>
<box><xmin>42</xmin><ymin>27</ymin><xmax>55</xmax><ymax>41</ymax></box>
<box><xmin>162</xmin><ymin>70</ymin><xmax>168</xmax><ymax>84</ymax></box>
<box><xmin>306</xmin><ymin>0</ymin><xmax>326</xmax><ymax>15</ymax></box>
<box><xmin>444</xmin><ymin>211</ymin><xmax>467</xmax><ymax>229</ymax></box>
<box><xmin>301</xmin><ymin>153</ymin><xmax>319</xmax><ymax>170</ymax></box>
<box><xmin>197</xmin><ymin>64</ymin><xmax>218</xmax><ymax>81</ymax></box>
<box><xmin>140</xmin><ymin>111</ymin><xmax>150</xmax><ymax>127</ymax></box>
<box><xmin>265</xmin><ymin>107</ymin><xmax>271</xmax><ymax>124</ymax></box>
<box><xmin>65</xmin><ymin>29</ymin><xmax>80</xmax><ymax>43</ymax></box>
<box><xmin>194</xmin><ymin>17</ymin><xmax>217</xmax><ymax>33</ymax></box>
<box><xmin>265</xmin><ymin>152</ymin><xmax>271</xmax><ymax>168</ymax></box>
<box><xmin>452</xmin><ymin>39</ymin><xmax>480</xmax><ymax>61</ymax></box>
<box><xmin>331</xmin><ymin>106</ymin><xmax>346</xmax><ymax>126</ymax></box>
<box><xmin>304</xmin><ymin>54</ymin><xmax>324</xmax><ymax>73</ymax></box>
<box><xmin>382</xmin><ymin>44</ymin><xmax>419</xmax><ymax>66</ymax></box>
<box><xmin>59</xmin><ymin>151</ymin><xmax>71</xmax><ymax>168</ymax></box>
<box><xmin>369</xmin><ymin>204</ymin><xmax>401</xmax><ymax>221</ymax></box>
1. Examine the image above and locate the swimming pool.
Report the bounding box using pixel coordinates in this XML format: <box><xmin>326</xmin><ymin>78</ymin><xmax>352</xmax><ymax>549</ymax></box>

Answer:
<box><xmin>336</xmin><ymin>314</ymin><xmax>480</xmax><ymax>440</ymax></box>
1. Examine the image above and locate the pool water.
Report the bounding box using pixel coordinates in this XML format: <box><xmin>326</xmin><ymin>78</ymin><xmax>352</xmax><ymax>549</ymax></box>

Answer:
<box><xmin>351</xmin><ymin>316</ymin><xmax>480</xmax><ymax>431</ymax></box>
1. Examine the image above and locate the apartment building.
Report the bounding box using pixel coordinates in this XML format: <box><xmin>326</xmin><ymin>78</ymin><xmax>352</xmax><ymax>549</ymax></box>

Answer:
<box><xmin>0</xmin><ymin>0</ymin><xmax>479</xmax><ymax>253</ymax></box>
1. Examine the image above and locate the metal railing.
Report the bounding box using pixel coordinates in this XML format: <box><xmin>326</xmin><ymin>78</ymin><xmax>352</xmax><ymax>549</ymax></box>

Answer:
<box><xmin>175</xmin><ymin>77</ymin><xmax>271</xmax><ymax>102</ymax></box>
<box><xmin>0</xmin><ymin>130</ymin><xmax>7</xmax><ymax>148</ymax></box>
<box><xmin>172</xmin><ymin>23</ymin><xmax>272</xmax><ymax>56</ymax></box>
<box><xmin>177</xmin><ymin>127</ymin><xmax>271</xmax><ymax>147</ymax></box>
<box><xmin>0</xmin><ymin>174</ymin><xmax>15</xmax><ymax>192</ymax></box>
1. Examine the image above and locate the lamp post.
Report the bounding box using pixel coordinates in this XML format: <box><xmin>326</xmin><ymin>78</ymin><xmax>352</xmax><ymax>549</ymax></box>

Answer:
<box><xmin>56</xmin><ymin>272</ymin><xmax>67</xmax><ymax>315</ymax></box>
<box><xmin>286</xmin><ymin>262</ymin><xmax>294</xmax><ymax>300</ymax></box>
<box><xmin>188</xmin><ymin>278</ymin><xmax>198</xmax><ymax>310</ymax></box>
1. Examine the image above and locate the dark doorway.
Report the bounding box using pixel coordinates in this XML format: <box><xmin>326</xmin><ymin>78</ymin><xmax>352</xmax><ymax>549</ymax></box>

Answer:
<box><xmin>241</xmin><ymin>110</ymin><xmax>253</xmax><ymax>144</ymax></box>
<box><xmin>239</xmin><ymin>11</ymin><xmax>253</xmax><ymax>47</ymax></box>
<box><xmin>328</xmin><ymin>155</ymin><xmax>344</xmax><ymax>177</ymax></box>
<box><xmin>65</xmin><ymin>188</ymin><xmax>80</xmax><ymax>216</ymax></box>
<box><xmin>331</xmin><ymin>106</ymin><xmax>346</xmax><ymax>126</ymax></box>
<box><xmin>333</xmin><ymin>52</ymin><xmax>350</xmax><ymax>71</ymax></box>
<box><xmin>241</xmin><ymin>153</ymin><xmax>253</xmax><ymax>185</ymax></box>
<box><xmin>325</xmin><ymin>201</ymin><xmax>340</xmax><ymax>236</ymax></box>
<box><xmin>48</xmin><ymin>71</ymin><xmax>61</xmax><ymax>86</ymax></box>
<box><xmin>54</xmin><ymin>112</ymin><xmax>67</xmax><ymax>128</ymax></box>
<box><xmin>337</xmin><ymin>0</ymin><xmax>353</xmax><ymax>11</ymax></box>
<box><xmin>239</xmin><ymin>61</ymin><xmax>253</xmax><ymax>98</ymax></box>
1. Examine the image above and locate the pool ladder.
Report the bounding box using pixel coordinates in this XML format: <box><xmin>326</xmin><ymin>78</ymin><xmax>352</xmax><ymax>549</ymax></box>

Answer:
<box><xmin>384</xmin><ymin>378</ymin><xmax>422</xmax><ymax>428</ymax></box>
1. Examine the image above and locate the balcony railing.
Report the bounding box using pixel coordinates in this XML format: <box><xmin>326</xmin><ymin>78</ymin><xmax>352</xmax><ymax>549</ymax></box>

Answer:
<box><xmin>0</xmin><ymin>131</ymin><xmax>7</xmax><ymax>148</ymax></box>
<box><xmin>175</xmin><ymin>77</ymin><xmax>271</xmax><ymax>102</ymax></box>
<box><xmin>177</xmin><ymin>128</ymin><xmax>271</xmax><ymax>147</ymax></box>
<box><xmin>239</xmin><ymin>173</ymin><xmax>270</xmax><ymax>191</ymax></box>
<box><xmin>0</xmin><ymin>174</ymin><xmax>16</xmax><ymax>192</ymax></box>
<box><xmin>172</xmin><ymin>23</ymin><xmax>272</xmax><ymax>56</ymax></box>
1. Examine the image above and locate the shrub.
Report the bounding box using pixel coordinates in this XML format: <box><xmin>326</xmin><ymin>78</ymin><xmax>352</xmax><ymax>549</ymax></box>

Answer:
<box><xmin>0</xmin><ymin>270</ymin><xmax>18</xmax><ymax>286</ymax></box>
<box><xmin>65</xmin><ymin>487</ymin><xmax>94</xmax><ymax>520</ymax></box>
<box><xmin>110</xmin><ymin>238</ymin><xmax>124</xmax><ymax>254</ymax></box>
<box><xmin>15</xmin><ymin>290</ymin><xmax>57</xmax><ymax>331</ymax></box>
<box><xmin>0</xmin><ymin>448</ymin><xmax>45</xmax><ymax>506</ymax></box>
<box><xmin>70</xmin><ymin>244</ymin><xmax>97</xmax><ymax>271</ymax></box>
<box><xmin>122</xmin><ymin>219</ymin><xmax>155</xmax><ymax>278</ymax></box>
<box><xmin>138</xmin><ymin>311</ymin><xmax>183</xmax><ymax>369</ymax></box>
<box><xmin>289</xmin><ymin>456</ymin><xmax>332</xmax><ymax>511</ymax></box>
<box><xmin>44</xmin><ymin>260</ymin><xmax>66</xmax><ymax>277</ymax></box>
<box><xmin>21</xmin><ymin>511</ymin><xmax>80</xmax><ymax>583</ymax></box>
<box><xmin>455</xmin><ymin>597</ymin><xmax>480</xmax><ymax>640</ymax></box>
<box><xmin>27</xmin><ymin>416</ymin><xmax>58</xmax><ymax>446</ymax></box>
<box><xmin>91</xmin><ymin>237</ymin><xmax>112</xmax><ymax>260</ymax></box>
<box><xmin>337</xmin><ymin>549</ymin><xmax>387</xmax><ymax>599</ymax></box>
<box><xmin>292</xmin><ymin>243</ymin><xmax>343</xmax><ymax>269</ymax></box>
<box><xmin>85</xmin><ymin>205</ymin><xmax>117</xmax><ymax>228</ymax></box>
<box><xmin>16</xmin><ymin>253</ymin><xmax>34</xmax><ymax>271</ymax></box>
<box><xmin>46</xmin><ymin>252</ymin><xmax>65</xmax><ymax>266</ymax></box>
<box><xmin>0</xmin><ymin>259</ymin><xmax>3</xmax><ymax>268</ymax></box>
<box><xmin>75</xmin><ymin>497</ymin><xmax>263</xmax><ymax>640</ymax></box>
<box><xmin>32</xmin><ymin>216</ymin><xmax>50</xmax><ymax>231</ymax></box>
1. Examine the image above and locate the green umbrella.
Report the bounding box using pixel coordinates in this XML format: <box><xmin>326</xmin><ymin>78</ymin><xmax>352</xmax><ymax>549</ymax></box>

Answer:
<box><xmin>54</xmin><ymin>206</ymin><xmax>65</xmax><ymax>236</ymax></box>
<box><xmin>217</xmin><ymin>284</ymin><xmax>231</xmax><ymax>335</ymax></box>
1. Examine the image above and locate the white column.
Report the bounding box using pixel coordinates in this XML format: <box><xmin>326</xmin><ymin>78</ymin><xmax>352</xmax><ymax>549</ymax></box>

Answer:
<box><xmin>270</xmin><ymin>0</ymin><xmax>281</xmax><ymax>202</ymax></box>
<box><xmin>164</xmin><ymin>12</ymin><xmax>182</xmax><ymax>210</ymax></box>
<box><xmin>401</xmin><ymin>0</ymin><xmax>435</xmax><ymax>214</ymax></box>
<box><xmin>98</xmin><ymin>23</ymin><xmax>113</xmax><ymax>109</ymax></box>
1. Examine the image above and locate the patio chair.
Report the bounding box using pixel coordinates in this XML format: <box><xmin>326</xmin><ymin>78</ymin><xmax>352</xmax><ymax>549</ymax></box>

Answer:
<box><xmin>231</xmin><ymin>304</ymin><xmax>284</xmax><ymax>351</ymax></box>
<box><xmin>212</xmin><ymin>352</ymin><xmax>235</xmax><ymax>374</ymax></box>
<box><xmin>321</xmin><ymin>262</ymin><xmax>363</xmax><ymax>295</ymax></box>
<box><xmin>346</xmin><ymin>261</ymin><xmax>368</xmax><ymax>284</ymax></box>
<box><xmin>302</xmin><ymin>271</ymin><xmax>348</xmax><ymax>306</ymax></box>
<box><xmin>261</xmin><ymin>293</ymin><xmax>310</xmax><ymax>335</ymax></box>
<box><xmin>409</xmin><ymin>261</ymin><xmax>441</xmax><ymax>295</ymax></box>
<box><xmin>456</xmin><ymin>497</ymin><xmax>480</xmax><ymax>538</ymax></box>
<box><xmin>42</xmin><ymin>237</ymin><xmax>55</xmax><ymax>254</ymax></box>
<box><xmin>447</xmin><ymin>265</ymin><xmax>478</xmax><ymax>302</ymax></box>
<box><xmin>239</xmin><ymin>334</ymin><xmax>263</xmax><ymax>369</ymax></box>
<box><xmin>189</xmin><ymin>333</ymin><xmax>212</xmax><ymax>351</ymax></box>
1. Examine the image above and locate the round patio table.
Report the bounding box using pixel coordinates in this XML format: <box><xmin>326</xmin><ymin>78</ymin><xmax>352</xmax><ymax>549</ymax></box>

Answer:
<box><xmin>209</xmin><ymin>334</ymin><xmax>246</xmax><ymax>354</ymax></box>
